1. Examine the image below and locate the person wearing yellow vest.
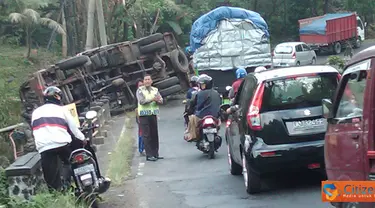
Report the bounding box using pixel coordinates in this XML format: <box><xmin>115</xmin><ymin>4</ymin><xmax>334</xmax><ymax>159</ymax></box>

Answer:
<box><xmin>136</xmin><ymin>74</ymin><xmax>164</xmax><ymax>162</ymax></box>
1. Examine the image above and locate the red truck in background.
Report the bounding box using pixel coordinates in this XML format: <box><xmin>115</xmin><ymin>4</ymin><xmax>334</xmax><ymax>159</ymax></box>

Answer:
<box><xmin>299</xmin><ymin>12</ymin><xmax>366</xmax><ymax>54</ymax></box>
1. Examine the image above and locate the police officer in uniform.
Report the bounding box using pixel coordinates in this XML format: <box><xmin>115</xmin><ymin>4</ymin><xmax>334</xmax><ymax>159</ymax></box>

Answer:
<box><xmin>136</xmin><ymin>74</ymin><xmax>164</xmax><ymax>161</ymax></box>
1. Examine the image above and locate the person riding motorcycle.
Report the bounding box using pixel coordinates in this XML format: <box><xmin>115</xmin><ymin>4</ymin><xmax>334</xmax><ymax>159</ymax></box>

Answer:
<box><xmin>185</xmin><ymin>74</ymin><xmax>221</xmax><ymax>141</ymax></box>
<box><xmin>31</xmin><ymin>86</ymin><xmax>109</xmax><ymax>191</ymax></box>
<box><xmin>184</xmin><ymin>76</ymin><xmax>199</xmax><ymax>127</ymax></box>
<box><xmin>228</xmin><ymin>67</ymin><xmax>247</xmax><ymax>99</ymax></box>
<box><xmin>226</xmin><ymin>66</ymin><xmax>268</xmax><ymax>115</ymax></box>
<box><xmin>186</xmin><ymin>75</ymin><xmax>199</xmax><ymax>100</ymax></box>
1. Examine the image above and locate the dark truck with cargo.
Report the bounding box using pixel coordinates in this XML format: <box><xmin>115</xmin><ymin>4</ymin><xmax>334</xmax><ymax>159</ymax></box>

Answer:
<box><xmin>299</xmin><ymin>12</ymin><xmax>366</xmax><ymax>54</ymax></box>
<box><xmin>190</xmin><ymin>6</ymin><xmax>272</xmax><ymax>95</ymax></box>
<box><xmin>19</xmin><ymin>32</ymin><xmax>190</xmax><ymax>119</ymax></box>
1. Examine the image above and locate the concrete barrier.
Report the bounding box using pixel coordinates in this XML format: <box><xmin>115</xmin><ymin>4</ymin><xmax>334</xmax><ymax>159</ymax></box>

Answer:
<box><xmin>5</xmin><ymin>152</ymin><xmax>43</xmax><ymax>201</ymax></box>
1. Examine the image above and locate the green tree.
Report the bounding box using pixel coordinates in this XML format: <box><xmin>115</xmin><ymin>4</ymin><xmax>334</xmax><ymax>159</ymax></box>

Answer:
<box><xmin>9</xmin><ymin>8</ymin><xmax>65</xmax><ymax>57</ymax></box>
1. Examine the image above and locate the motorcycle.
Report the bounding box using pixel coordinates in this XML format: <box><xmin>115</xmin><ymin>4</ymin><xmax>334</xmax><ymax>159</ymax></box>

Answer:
<box><xmin>196</xmin><ymin>115</ymin><xmax>222</xmax><ymax>159</ymax></box>
<box><xmin>219</xmin><ymin>86</ymin><xmax>232</xmax><ymax>122</ymax></box>
<box><xmin>68</xmin><ymin>110</ymin><xmax>111</xmax><ymax>207</ymax></box>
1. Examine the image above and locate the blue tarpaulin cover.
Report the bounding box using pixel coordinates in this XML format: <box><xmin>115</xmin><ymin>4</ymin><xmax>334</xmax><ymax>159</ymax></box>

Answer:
<box><xmin>189</xmin><ymin>6</ymin><xmax>269</xmax><ymax>52</ymax></box>
<box><xmin>299</xmin><ymin>13</ymin><xmax>353</xmax><ymax>35</ymax></box>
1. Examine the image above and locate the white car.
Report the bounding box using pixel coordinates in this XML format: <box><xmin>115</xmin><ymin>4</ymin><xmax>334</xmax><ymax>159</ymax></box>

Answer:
<box><xmin>272</xmin><ymin>42</ymin><xmax>317</xmax><ymax>67</ymax></box>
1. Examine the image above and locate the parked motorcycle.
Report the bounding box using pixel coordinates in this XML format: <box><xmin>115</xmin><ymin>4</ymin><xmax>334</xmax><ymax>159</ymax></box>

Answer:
<box><xmin>68</xmin><ymin>110</ymin><xmax>110</xmax><ymax>207</ymax></box>
<box><xmin>196</xmin><ymin>115</ymin><xmax>222</xmax><ymax>159</ymax></box>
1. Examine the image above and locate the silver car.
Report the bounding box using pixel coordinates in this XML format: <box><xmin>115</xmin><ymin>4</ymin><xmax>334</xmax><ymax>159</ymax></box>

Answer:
<box><xmin>273</xmin><ymin>42</ymin><xmax>317</xmax><ymax>67</ymax></box>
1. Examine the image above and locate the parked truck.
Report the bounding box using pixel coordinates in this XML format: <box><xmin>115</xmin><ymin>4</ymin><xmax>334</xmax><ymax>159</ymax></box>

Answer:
<box><xmin>190</xmin><ymin>6</ymin><xmax>272</xmax><ymax>94</ymax></box>
<box><xmin>19</xmin><ymin>32</ymin><xmax>190</xmax><ymax>119</ymax></box>
<box><xmin>299</xmin><ymin>12</ymin><xmax>366</xmax><ymax>54</ymax></box>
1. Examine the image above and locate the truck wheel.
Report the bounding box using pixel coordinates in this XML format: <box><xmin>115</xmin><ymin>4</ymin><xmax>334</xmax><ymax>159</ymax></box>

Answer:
<box><xmin>153</xmin><ymin>77</ymin><xmax>179</xmax><ymax>89</ymax></box>
<box><xmin>334</xmin><ymin>42</ymin><xmax>342</xmax><ymax>54</ymax></box>
<box><xmin>137</xmin><ymin>33</ymin><xmax>163</xmax><ymax>46</ymax></box>
<box><xmin>171</xmin><ymin>49</ymin><xmax>189</xmax><ymax>73</ymax></box>
<box><xmin>354</xmin><ymin>37</ymin><xmax>361</xmax><ymax>48</ymax></box>
<box><xmin>90</xmin><ymin>54</ymin><xmax>101</xmax><ymax>69</ymax></box>
<box><xmin>56</xmin><ymin>55</ymin><xmax>90</xmax><ymax>71</ymax></box>
<box><xmin>159</xmin><ymin>85</ymin><xmax>182</xmax><ymax>97</ymax></box>
<box><xmin>139</xmin><ymin>40</ymin><xmax>166</xmax><ymax>54</ymax></box>
<box><xmin>98</xmin><ymin>51</ymin><xmax>109</xmax><ymax>67</ymax></box>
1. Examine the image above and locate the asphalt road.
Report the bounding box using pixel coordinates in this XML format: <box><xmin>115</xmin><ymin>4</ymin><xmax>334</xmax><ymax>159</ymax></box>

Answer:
<box><xmin>316</xmin><ymin>40</ymin><xmax>375</xmax><ymax>64</ymax></box>
<box><xmin>126</xmin><ymin>100</ymin><xmax>332</xmax><ymax>208</ymax></box>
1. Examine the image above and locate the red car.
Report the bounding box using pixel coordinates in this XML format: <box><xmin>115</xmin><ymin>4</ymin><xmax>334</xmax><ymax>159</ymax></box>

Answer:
<box><xmin>322</xmin><ymin>45</ymin><xmax>375</xmax><ymax>208</ymax></box>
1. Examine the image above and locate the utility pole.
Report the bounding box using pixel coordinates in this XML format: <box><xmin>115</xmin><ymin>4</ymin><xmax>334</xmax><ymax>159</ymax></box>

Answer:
<box><xmin>85</xmin><ymin>0</ymin><xmax>96</xmax><ymax>50</ymax></box>
<box><xmin>96</xmin><ymin>0</ymin><xmax>108</xmax><ymax>46</ymax></box>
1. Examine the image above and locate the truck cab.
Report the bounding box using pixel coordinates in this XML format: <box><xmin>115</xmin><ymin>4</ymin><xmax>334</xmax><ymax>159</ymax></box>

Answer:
<box><xmin>356</xmin><ymin>15</ymin><xmax>366</xmax><ymax>45</ymax></box>
<box><xmin>321</xmin><ymin>45</ymin><xmax>375</xmax><ymax>208</ymax></box>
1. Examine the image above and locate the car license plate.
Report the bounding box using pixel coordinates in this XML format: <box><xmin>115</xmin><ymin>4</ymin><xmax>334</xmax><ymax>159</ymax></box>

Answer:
<box><xmin>203</xmin><ymin>128</ymin><xmax>217</xmax><ymax>134</ymax></box>
<box><xmin>293</xmin><ymin>118</ymin><xmax>325</xmax><ymax>130</ymax></box>
<box><xmin>73</xmin><ymin>164</ymin><xmax>95</xmax><ymax>176</ymax></box>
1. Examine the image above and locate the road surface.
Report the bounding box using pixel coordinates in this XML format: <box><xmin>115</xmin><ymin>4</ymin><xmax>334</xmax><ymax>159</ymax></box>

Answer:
<box><xmin>102</xmin><ymin>40</ymin><xmax>375</xmax><ymax>208</ymax></box>
<box><xmin>316</xmin><ymin>40</ymin><xmax>375</xmax><ymax>64</ymax></box>
<box><xmin>115</xmin><ymin>100</ymin><xmax>332</xmax><ymax>208</ymax></box>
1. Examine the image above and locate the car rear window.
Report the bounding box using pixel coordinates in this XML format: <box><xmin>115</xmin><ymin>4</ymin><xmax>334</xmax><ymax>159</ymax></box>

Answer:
<box><xmin>261</xmin><ymin>73</ymin><xmax>338</xmax><ymax>112</ymax></box>
<box><xmin>274</xmin><ymin>45</ymin><xmax>293</xmax><ymax>54</ymax></box>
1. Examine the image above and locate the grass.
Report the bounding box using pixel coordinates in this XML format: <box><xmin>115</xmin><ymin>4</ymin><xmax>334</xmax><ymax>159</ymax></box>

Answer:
<box><xmin>7</xmin><ymin>191</ymin><xmax>88</xmax><ymax>208</ymax></box>
<box><xmin>106</xmin><ymin>112</ymin><xmax>135</xmax><ymax>185</ymax></box>
<box><xmin>0</xmin><ymin>44</ymin><xmax>61</xmax><ymax>128</ymax></box>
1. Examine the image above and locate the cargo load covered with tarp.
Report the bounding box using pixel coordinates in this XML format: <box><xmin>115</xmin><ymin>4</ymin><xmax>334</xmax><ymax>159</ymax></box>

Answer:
<box><xmin>190</xmin><ymin>6</ymin><xmax>272</xmax><ymax>71</ymax></box>
<box><xmin>299</xmin><ymin>13</ymin><xmax>353</xmax><ymax>35</ymax></box>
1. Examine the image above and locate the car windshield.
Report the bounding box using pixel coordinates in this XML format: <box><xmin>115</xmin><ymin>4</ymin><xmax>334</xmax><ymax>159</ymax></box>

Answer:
<box><xmin>274</xmin><ymin>45</ymin><xmax>293</xmax><ymax>54</ymax></box>
<box><xmin>261</xmin><ymin>73</ymin><xmax>338</xmax><ymax>112</ymax></box>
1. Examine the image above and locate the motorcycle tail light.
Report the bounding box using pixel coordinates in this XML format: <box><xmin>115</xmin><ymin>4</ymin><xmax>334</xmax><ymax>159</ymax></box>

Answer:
<box><xmin>72</xmin><ymin>153</ymin><xmax>88</xmax><ymax>164</ymax></box>
<box><xmin>203</xmin><ymin>118</ymin><xmax>215</xmax><ymax>126</ymax></box>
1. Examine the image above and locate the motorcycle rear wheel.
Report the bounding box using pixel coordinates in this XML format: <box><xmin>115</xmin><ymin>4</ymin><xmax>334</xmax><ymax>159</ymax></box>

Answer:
<box><xmin>208</xmin><ymin>142</ymin><xmax>215</xmax><ymax>159</ymax></box>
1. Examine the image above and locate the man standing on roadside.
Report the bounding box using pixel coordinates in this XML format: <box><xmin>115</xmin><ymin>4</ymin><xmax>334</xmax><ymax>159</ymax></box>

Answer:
<box><xmin>136</xmin><ymin>74</ymin><xmax>164</xmax><ymax>162</ymax></box>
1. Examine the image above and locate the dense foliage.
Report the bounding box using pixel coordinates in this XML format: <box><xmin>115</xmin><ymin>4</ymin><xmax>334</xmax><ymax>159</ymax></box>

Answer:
<box><xmin>1</xmin><ymin>0</ymin><xmax>374</xmax><ymax>54</ymax></box>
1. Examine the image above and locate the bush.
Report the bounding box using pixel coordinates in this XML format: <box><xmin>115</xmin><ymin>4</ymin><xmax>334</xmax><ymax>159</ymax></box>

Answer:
<box><xmin>0</xmin><ymin>169</ymin><xmax>89</xmax><ymax>208</ymax></box>
<box><xmin>327</xmin><ymin>55</ymin><xmax>345</xmax><ymax>73</ymax></box>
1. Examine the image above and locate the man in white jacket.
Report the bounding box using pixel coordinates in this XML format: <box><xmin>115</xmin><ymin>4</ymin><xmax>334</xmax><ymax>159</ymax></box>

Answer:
<box><xmin>31</xmin><ymin>86</ymin><xmax>87</xmax><ymax>191</ymax></box>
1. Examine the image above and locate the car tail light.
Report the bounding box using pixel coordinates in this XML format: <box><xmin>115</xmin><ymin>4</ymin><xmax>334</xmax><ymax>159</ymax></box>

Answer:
<box><xmin>202</xmin><ymin>117</ymin><xmax>215</xmax><ymax>127</ymax></box>
<box><xmin>308</xmin><ymin>163</ymin><xmax>320</xmax><ymax>169</ymax></box>
<box><xmin>292</xmin><ymin>52</ymin><xmax>296</xmax><ymax>59</ymax></box>
<box><xmin>260</xmin><ymin>152</ymin><xmax>275</xmax><ymax>157</ymax></box>
<box><xmin>247</xmin><ymin>83</ymin><xmax>265</xmax><ymax>131</ymax></box>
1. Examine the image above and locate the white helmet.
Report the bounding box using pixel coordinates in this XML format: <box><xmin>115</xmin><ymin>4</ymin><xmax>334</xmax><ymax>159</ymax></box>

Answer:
<box><xmin>254</xmin><ymin>66</ymin><xmax>267</xmax><ymax>73</ymax></box>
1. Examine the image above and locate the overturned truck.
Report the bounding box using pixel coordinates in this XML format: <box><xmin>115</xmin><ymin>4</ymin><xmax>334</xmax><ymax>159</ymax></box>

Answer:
<box><xmin>20</xmin><ymin>32</ymin><xmax>190</xmax><ymax>118</ymax></box>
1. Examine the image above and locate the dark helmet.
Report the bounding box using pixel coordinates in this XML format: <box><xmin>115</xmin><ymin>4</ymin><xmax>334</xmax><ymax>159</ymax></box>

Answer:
<box><xmin>43</xmin><ymin>86</ymin><xmax>63</xmax><ymax>105</ymax></box>
<box><xmin>197</xmin><ymin>74</ymin><xmax>213</xmax><ymax>89</ymax></box>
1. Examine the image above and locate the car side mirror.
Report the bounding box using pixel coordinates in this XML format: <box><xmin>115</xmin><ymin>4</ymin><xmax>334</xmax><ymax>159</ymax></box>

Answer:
<box><xmin>322</xmin><ymin>99</ymin><xmax>333</xmax><ymax>119</ymax></box>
